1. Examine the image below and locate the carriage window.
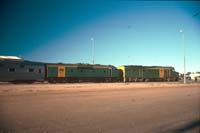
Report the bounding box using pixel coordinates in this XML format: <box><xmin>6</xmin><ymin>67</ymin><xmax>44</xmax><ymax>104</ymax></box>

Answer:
<box><xmin>20</xmin><ymin>64</ymin><xmax>25</xmax><ymax>68</ymax></box>
<box><xmin>104</xmin><ymin>70</ymin><xmax>106</xmax><ymax>73</ymax></box>
<box><xmin>71</xmin><ymin>70</ymin><xmax>73</xmax><ymax>72</ymax></box>
<box><xmin>29</xmin><ymin>68</ymin><xmax>34</xmax><ymax>72</ymax></box>
<box><xmin>38</xmin><ymin>69</ymin><xmax>42</xmax><ymax>73</ymax></box>
<box><xmin>9</xmin><ymin>68</ymin><xmax>15</xmax><ymax>72</ymax></box>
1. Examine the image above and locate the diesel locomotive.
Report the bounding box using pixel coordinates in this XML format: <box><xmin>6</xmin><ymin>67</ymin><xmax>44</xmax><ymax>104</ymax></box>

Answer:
<box><xmin>46</xmin><ymin>63</ymin><xmax>121</xmax><ymax>83</ymax></box>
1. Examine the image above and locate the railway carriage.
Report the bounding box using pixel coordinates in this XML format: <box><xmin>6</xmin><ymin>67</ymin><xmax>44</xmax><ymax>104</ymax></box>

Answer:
<box><xmin>0</xmin><ymin>57</ymin><xmax>45</xmax><ymax>83</ymax></box>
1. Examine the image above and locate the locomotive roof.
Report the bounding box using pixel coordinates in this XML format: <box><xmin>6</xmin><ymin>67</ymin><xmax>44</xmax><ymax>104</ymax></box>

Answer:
<box><xmin>119</xmin><ymin>65</ymin><xmax>143</xmax><ymax>67</ymax></box>
<box><xmin>120</xmin><ymin>65</ymin><xmax>174</xmax><ymax>69</ymax></box>
<box><xmin>144</xmin><ymin>66</ymin><xmax>174</xmax><ymax>69</ymax></box>
<box><xmin>47</xmin><ymin>63</ymin><xmax>117</xmax><ymax>69</ymax></box>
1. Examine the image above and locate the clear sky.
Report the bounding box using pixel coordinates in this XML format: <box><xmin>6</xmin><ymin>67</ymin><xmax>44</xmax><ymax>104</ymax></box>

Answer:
<box><xmin>1</xmin><ymin>0</ymin><xmax>200</xmax><ymax>73</ymax></box>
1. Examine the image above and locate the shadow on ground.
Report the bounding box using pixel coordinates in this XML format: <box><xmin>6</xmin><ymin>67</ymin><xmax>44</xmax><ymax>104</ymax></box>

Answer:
<box><xmin>166</xmin><ymin>119</ymin><xmax>200</xmax><ymax>133</ymax></box>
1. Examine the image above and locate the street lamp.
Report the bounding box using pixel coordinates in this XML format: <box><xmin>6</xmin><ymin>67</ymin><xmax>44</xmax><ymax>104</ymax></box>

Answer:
<box><xmin>91</xmin><ymin>37</ymin><xmax>94</xmax><ymax>64</ymax></box>
<box><xmin>179</xmin><ymin>29</ymin><xmax>186</xmax><ymax>84</ymax></box>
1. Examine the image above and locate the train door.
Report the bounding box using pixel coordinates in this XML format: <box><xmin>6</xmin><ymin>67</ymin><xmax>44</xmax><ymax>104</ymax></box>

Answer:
<box><xmin>58</xmin><ymin>65</ymin><xmax>65</xmax><ymax>78</ymax></box>
<box><xmin>160</xmin><ymin>68</ymin><xmax>164</xmax><ymax>78</ymax></box>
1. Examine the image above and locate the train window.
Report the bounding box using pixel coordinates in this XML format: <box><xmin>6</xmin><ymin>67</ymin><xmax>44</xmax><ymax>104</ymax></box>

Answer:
<box><xmin>71</xmin><ymin>70</ymin><xmax>73</xmax><ymax>72</ymax></box>
<box><xmin>28</xmin><ymin>68</ymin><xmax>34</xmax><ymax>72</ymax></box>
<box><xmin>38</xmin><ymin>69</ymin><xmax>42</xmax><ymax>73</ymax></box>
<box><xmin>20</xmin><ymin>64</ymin><xmax>25</xmax><ymax>68</ymax></box>
<box><xmin>0</xmin><ymin>64</ymin><xmax>3</xmax><ymax>67</ymax></box>
<box><xmin>8</xmin><ymin>68</ymin><xmax>15</xmax><ymax>72</ymax></box>
<box><xmin>80</xmin><ymin>70</ymin><xmax>83</xmax><ymax>72</ymax></box>
<box><xmin>92</xmin><ymin>70</ymin><xmax>95</xmax><ymax>72</ymax></box>
<box><xmin>104</xmin><ymin>70</ymin><xmax>106</xmax><ymax>73</ymax></box>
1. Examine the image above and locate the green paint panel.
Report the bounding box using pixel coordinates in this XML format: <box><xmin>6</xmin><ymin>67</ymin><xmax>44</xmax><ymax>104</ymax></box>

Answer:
<box><xmin>125</xmin><ymin>66</ymin><xmax>143</xmax><ymax>78</ymax></box>
<box><xmin>47</xmin><ymin>66</ymin><xmax>58</xmax><ymax>77</ymax></box>
<box><xmin>143</xmin><ymin>68</ymin><xmax>159</xmax><ymax>78</ymax></box>
<box><xmin>111</xmin><ymin>69</ymin><xmax>120</xmax><ymax>78</ymax></box>
<box><xmin>172</xmin><ymin>71</ymin><xmax>179</xmax><ymax>78</ymax></box>
<box><xmin>66</xmin><ymin>67</ymin><xmax>119</xmax><ymax>78</ymax></box>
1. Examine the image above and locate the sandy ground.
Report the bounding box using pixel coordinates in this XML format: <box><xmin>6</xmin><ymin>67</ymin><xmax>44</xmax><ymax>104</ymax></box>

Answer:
<box><xmin>0</xmin><ymin>82</ymin><xmax>200</xmax><ymax>133</ymax></box>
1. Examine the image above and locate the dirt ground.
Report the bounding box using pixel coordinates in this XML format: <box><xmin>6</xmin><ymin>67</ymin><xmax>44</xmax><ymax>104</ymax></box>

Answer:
<box><xmin>0</xmin><ymin>82</ymin><xmax>200</xmax><ymax>133</ymax></box>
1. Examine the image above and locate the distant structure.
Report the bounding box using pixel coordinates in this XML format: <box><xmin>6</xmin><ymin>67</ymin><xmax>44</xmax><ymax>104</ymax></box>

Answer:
<box><xmin>0</xmin><ymin>56</ymin><xmax>23</xmax><ymax>61</ymax></box>
<box><xmin>189</xmin><ymin>72</ymin><xmax>200</xmax><ymax>81</ymax></box>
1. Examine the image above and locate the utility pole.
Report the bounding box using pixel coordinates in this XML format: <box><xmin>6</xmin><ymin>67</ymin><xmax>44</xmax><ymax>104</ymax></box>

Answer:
<box><xmin>179</xmin><ymin>29</ymin><xmax>186</xmax><ymax>84</ymax></box>
<box><xmin>91</xmin><ymin>37</ymin><xmax>94</xmax><ymax>65</ymax></box>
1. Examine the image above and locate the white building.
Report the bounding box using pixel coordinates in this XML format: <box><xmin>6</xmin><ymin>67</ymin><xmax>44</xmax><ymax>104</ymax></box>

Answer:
<box><xmin>189</xmin><ymin>72</ymin><xmax>200</xmax><ymax>80</ymax></box>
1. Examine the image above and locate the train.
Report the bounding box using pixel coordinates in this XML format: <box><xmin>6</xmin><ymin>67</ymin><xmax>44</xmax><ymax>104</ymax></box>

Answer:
<box><xmin>0</xmin><ymin>56</ymin><xmax>179</xmax><ymax>83</ymax></box>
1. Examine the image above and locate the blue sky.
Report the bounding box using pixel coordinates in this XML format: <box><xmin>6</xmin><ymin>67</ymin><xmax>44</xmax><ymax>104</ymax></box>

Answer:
<box><xmin>1</xmin><ymin>0</ymin><xmax>200</xmax><ymax>73</ymax></box>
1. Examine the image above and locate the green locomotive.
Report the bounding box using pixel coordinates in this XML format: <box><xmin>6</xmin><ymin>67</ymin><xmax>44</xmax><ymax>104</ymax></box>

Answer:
<box><xmin>46</xmin><ymin>63</ymin><xmax>121</xmax><ymax>83</ymax></box>
<box><xmin>118</xmin><ymin>65</ymin><xmax>179</xmax><ymax>82</ymax></box>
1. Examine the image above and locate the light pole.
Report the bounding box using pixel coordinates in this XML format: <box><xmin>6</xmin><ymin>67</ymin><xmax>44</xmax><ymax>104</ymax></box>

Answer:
<box><xmin>91</xmin><ymin>37</ymin><xmax>94</xmax><ymax>64</ymax></box>
<box><xmin>179</xmin><ymin>29</ymin><xmax>186</xmax><ymax>84</ymax></box>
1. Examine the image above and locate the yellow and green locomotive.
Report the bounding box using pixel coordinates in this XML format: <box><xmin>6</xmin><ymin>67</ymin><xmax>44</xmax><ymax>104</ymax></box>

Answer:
<box><xmin>46</xmin><ymin>63</ymin><xmax>121</xmax><ymax>83</ymax></box>
<box><xmin>118</xmin><ymin>65</ymin><xmax>179</xmax><ymax>82</ymax></box>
